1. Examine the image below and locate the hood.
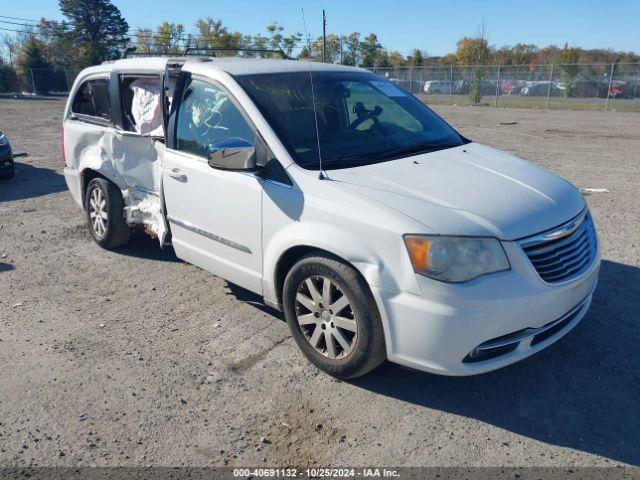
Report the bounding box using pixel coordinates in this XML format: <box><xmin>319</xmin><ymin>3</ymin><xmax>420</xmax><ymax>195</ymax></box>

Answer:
<box><xmin>327</xmin><ymin>142</ymin><xmax>585</xmax><ymax>240</ymax></box>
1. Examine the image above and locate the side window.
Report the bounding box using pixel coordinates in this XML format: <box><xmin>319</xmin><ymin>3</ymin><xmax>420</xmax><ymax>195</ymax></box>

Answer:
<box><xmin>176</xmin><ymin>77</ymin><xmax>255</xmax><ymax>158</ymax></box>
<box><xmin>71</xmin><ymin>79</ymin><xmax>111</xmax><ymax>121</ymax></box>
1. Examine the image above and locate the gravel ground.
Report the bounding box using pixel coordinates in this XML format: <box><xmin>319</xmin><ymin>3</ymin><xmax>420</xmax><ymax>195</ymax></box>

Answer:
<box><xmin>0</xmin><ymin>99</ymin><xmax>638</xmax><ymax>468</ymax></box>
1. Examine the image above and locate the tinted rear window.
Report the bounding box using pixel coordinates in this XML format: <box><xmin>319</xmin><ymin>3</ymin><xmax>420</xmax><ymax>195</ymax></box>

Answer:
<box><xmin>72</xmin><ymin>79</ymin><xmax>111</xmax><ymax>121</ymax></box>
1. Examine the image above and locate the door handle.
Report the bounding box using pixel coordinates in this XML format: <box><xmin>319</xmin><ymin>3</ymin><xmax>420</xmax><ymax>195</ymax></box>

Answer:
<box><xmin>167</xmin><ymin>168</ymin><xmax>187</xmax><ymax>182</ymax></box>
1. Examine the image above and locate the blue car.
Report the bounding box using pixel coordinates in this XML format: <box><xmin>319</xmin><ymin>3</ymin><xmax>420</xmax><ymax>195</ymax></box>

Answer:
<box><xmin>0</xmin><ymin>130</ymin><xmax>14</xmax><ymax>179</ymax></box>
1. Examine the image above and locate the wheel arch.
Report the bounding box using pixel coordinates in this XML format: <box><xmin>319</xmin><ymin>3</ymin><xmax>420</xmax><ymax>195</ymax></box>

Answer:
<box><xmin>81</xmin><ymin>168</ymin><xmax>110</xmax><ymax>208</ymax></box>
<box><xmin>273</xmin><ymin>246</ymin><xmax>357</xmax><ymax>308</ymax></box>
<box><xmin>80</xmin><ymin>164</ymin><xmax>130</xmax><ymax>209</ymax></box>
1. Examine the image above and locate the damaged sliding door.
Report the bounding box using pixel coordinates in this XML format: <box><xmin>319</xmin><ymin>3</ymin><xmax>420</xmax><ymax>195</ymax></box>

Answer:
<box><xmin>108</xmin><ymin>70</ymin><xmax>169</xmax><ymax>245</ymax></box>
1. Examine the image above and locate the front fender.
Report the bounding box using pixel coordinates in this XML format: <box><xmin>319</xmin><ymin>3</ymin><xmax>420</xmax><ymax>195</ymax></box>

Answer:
<box><xmin>262</xmin><ymin>221</ymin><xmax>418</xmax><ymax>306</ymax></box>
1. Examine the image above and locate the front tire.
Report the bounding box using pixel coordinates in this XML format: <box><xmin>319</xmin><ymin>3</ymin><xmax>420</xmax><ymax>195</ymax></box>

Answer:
<box><xmin>282</xmin><ymin>253</ymin><xmax>386</xmax><ymax>378</ymax></box>
<box><xmin>85</xmin><ymin>177</ymin><xmax>130</xmax><ymax>249</ymax></box>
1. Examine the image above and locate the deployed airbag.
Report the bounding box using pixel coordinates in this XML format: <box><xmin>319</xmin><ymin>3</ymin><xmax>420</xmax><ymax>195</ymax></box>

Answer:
<box><xmin>130</xmin><ymin>78</ymin><xmax>163</xmax><ymax>136</ymax></box>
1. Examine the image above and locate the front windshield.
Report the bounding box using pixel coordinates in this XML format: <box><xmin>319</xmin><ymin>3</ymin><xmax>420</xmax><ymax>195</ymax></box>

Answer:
<box><xmin>235</xmin><ymin>71</ymin><xmax>466</xmax><ymax>170</ymax></box>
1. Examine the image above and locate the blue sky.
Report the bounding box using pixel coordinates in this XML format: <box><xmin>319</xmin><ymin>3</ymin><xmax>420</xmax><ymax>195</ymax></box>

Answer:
<box><xmin>6</xmin><ymin>0</ymin><xmax>640</xmax><ymax>55</ymax></box>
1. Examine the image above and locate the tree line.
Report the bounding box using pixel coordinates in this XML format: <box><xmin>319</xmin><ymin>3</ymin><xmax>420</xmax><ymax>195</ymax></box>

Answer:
<box><xmin>1</xmin><ymin>0</ymin><xmax>638</xmax><ymax>93</ymax></box>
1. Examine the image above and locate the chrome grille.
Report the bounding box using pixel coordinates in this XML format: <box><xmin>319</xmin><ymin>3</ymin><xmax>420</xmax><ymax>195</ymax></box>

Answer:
<box><xmin>519</xmin><ymin>210</ymin><xmax>597</xmax><ymax>284</ymax></box>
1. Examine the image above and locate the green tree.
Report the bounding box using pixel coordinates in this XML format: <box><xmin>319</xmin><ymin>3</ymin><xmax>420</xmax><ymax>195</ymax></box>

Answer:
<box><xmin>18</xmin><ymin>35</ymin><xmax>53</xmax><ymax>93</ymax></box>
<box><xmin>59</xmin><ymin>0</ymin><xmax>129</xmax><ymax>67</ymax></box>
<box><xmin>155</xmin><ymin>22</ymin><xmax>185</xmax><ymax>54</ymax></box>
<box><xmin>20</xmin><ymin>36</ymin><xmax>52</xmax><ymax>70</ymax></box>
<box><xmin>0</xmin><ymin>56</ymin><xmax>19</xmax><ymax>92</ymax></box>
<box><xmin>511</xmin><ymin>43</ymin><xmax>537</xmax><ymax>65</ymax></box>
<box><xmin>376</xmin><ymin>49</ymin><xmax>391</xmax><ymax>67</ymax></box>
<box><xmin>38</xmin><ymin>19</ymin><xmax>75</xmax><ymax>69</ymax></box>
<box><xmin>360</xmin><ymin>33</ymin><xmax>381</xmax><ymax>68</ymax></box>
<box><xmin>135</xmin><ymin>23</ymin><xmax>184</xmax><ymax>55</ymax></box>
<box><xmin>307</xmin><ymin>33</ymin><xmax>341</xmax><ymax>63</ymax></box>
<box><xmin>409</xmin><ymin>49</ymin><xmax>426</xmax><ymax>66</ymax></box>
<box><xmin>455</xmin><ymin>25</ymin><xmax>492</xmax><ymax>104</ymax></box>
<box><xmin>194</xmin><ymin>18</ymin><xmax>246</xmax><ymax>57</ymax></box>
<box><xmin>341</xmin><ymin>32</ymin><xmax>361</xmax><ymax>66</ymax></box>
<box><xmin>134</xmin><ymin>28</ymin><xmax>154</xmax><ymax>54</ymax></box>
<box><xmin>265</xmin><ymin>22</ymin><xmax>301</xmax><ymax>59</ymax></box>
<box><xmin>389</xmin><ymin>50</ymin><xmax>407</xmax><ymax>68</ymax></box>
<box><xmin>437</xmin><ymin>53</ymin><xmax>457</xmax><ymax>66</ymax></box>
<box><xmin>559</xmin><ymin>43</ymin><xmax>580</xmax><ymax>97</ymax></box>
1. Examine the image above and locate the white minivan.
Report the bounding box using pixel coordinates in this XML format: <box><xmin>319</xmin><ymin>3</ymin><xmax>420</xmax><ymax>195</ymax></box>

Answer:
<box><xmin>62</xmin><ymin>56</ymin><xmax>600</xmax><ymax>378</ymax></box>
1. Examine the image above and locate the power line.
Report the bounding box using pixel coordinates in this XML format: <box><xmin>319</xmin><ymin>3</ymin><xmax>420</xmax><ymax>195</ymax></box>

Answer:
<box><xmin>0</xmin><ymin>14</ymin><xmax>314</xmax><ymax>49</ymax></box>
<box><xmin>0</xmin><ymin>14</ymin><xmax>50</xmax><ymax>23</ymax></box>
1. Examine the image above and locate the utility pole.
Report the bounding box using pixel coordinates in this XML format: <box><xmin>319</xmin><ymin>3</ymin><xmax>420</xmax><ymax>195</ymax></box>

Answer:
<box><xmin>322</xmin><ymin>10</ymin><xmax>327</xmax><ymax>63</ymax></box>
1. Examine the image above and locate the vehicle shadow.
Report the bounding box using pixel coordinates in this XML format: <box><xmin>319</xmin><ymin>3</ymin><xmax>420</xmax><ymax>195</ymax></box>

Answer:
<box><xmin>115</xmin><ymin>232</ymin><xmax>181</xmax><ymax>263</ymax></box>
<box><xmin>225</xmin><ymin>282</ymin><xmax>285</xmax><ymax>321</ymax></box>
<box><xmin>0</xmin><ymin>162</ymin><xmax>67</xmax><ymax>202</ymax></box>
<box><xmin>350</xmin><ymin>259</ymin><xmax>640</xmax><ymax>466</ymax></box>
<box><xmin>0</xmin><ymin>262</ymin><xmax>14</xmax><ymax>272</ymax></box>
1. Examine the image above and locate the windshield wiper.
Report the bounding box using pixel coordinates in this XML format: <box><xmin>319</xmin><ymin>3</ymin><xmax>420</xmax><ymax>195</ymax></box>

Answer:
<box><xmin>297</xmin><ymin>143</ymin><xmax>461</xmax><ymax>170</ymax></box>
<box><xmin>374</xmin><ymin>142</ymin><xmax>460</xmax><ymax>160</ymax></box>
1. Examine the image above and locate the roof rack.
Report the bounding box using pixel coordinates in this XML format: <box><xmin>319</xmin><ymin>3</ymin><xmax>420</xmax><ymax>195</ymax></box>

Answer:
<box><xmin>120</xmin><ymin>45</ymin><xmax>291</xmax><ymax>60</ymax></box>
<box><xmin>183</xmin><ymin>46</ymin><xmax>290</xmax><ymax>60</ymax></box>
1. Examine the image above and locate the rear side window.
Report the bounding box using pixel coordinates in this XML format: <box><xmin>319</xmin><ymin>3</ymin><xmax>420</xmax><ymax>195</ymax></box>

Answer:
<box><xmin>72</xmin><ymin>79</ymin><xmax>111</xmax><ymax>121</ymax></box>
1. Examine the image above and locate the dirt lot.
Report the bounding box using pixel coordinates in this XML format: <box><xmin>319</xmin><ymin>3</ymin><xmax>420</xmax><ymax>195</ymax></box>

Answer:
<box><xmin>1</xmin><ymin>99</ymin><xmax>639</xmax><ymax>468</ymax></box>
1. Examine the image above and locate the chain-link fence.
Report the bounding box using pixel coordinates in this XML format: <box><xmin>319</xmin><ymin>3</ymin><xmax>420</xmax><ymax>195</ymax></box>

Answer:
<box><xmin>20</xmin><ymin>68</ymin><xmax>78</xmax><ymax>95</ymax></box>
<box><xmin>6</xmin><ymin>64</ymin><xmax>640</xmax><ymax>113</ymax></box>
<box><xmin>371</xmin><ymin>63</ymin><xmax>640</xmax><ymax>112</ymax></box>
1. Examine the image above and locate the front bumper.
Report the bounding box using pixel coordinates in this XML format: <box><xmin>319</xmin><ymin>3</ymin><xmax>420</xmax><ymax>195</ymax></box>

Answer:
<box><xmin>371</xmin><ymin>239</ymin><xmax>600</xmax><ymax>376</ymax></box>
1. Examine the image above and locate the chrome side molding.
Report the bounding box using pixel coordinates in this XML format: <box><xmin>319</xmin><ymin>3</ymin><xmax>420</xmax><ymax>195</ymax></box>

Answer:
<box><xmin>167</xmin><ymin>215</ymin><xmax>252</xmax><ymax>254</ymax></box>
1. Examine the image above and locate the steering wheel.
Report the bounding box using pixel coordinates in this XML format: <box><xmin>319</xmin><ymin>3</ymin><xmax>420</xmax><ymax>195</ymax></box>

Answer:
<box><xmin>349</xmin><ymin>112</ymin><xmax>379</xmax><ymax>130</ymax></box>
<box><xmin>349</xmin><ymin>103</ymin><xmax>383</xmax><ymax>130</ymax></box>
<box><xmin>186</xmin><ymin>94</ymin><xmax>228</xmax><ymax>138</ymax></box>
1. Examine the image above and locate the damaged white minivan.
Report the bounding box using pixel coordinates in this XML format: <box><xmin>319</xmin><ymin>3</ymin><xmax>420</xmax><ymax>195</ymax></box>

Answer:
<box><xmin>63</xmin><ymin>56</ymin><xmax>600</xmax><ymax>378</ymax></box>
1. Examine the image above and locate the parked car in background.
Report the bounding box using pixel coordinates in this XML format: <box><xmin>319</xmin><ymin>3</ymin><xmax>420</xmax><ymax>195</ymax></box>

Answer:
<box><xmin>62</xmin><ymin>56</ymin><xmax>600</xmax><ymax>378</ymax></box>
<box><xmin>595</xmin><ymin>80</ymin><xmax>624</xmax><ymax>98</ymax></box>
<box><xmin>499</xmin><ymin>80</ymin><xmax>524</xmax><ymax>95</ymax></box>
<box><xmin>423</xmin><ymin>80</ymin><xmax>451</xmax><ymax>94</ymax></box>
<box><xmin>0</xmin><ymin>130</ymin><xmax>14</xmax><ymax>179</ymax></box>
<box><xmin>451</xmin><ymin>80</ymin><xmax>470</xmax><ymax>95</ymax></box>
<box><xmin>447</xmin><ymin>79</ymin><xmax>496</xmax><ymax>96</ymax></box>
<box><xmin>567</xmin><ymin>80</ymin><xmax>599</xmax><ymax>98</ymax></box>
<box><xmin>619</xmin><ymin>80</ymin><xmax>640</xmax><ymax>99</ymax></box>
<box><xmin>521</xmin><ymin>81</ymin><xmax>562</xmax><ymax>97</ymax></box>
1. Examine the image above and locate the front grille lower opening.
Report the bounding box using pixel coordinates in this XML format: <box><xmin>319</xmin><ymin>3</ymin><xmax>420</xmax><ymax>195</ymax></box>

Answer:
<box><xmin>462</xmin><ymin>342</ymin><xmax>519</xmax><ymax>363</ymax></box>
<box><xmin>463</xmin><ymin>300</ymin><xmax>586</xmax><ymax>364</ymax></box>
<box><xmin>531</xmin><ymin>309</ymin><xmax>580</xmax><ymax>346</ymax></box>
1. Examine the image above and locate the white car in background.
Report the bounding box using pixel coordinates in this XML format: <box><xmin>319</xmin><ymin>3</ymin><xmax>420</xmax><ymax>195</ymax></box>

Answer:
<box><xmin>423</xmin><ymin>80</ymin><xmax>451</xmax><ymax>94</ymax></box>
<box><xmin>62</xmin><ymin>56</ymin><xmax>600</xmax><ymax>378</ymax></box>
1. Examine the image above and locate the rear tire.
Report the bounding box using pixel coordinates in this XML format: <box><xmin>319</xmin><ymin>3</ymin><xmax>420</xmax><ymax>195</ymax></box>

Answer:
<box><xmin>85</xmin><ymin>177</ymin><xmax>130</xmax><ymax>249</ymax></box>
<box><xmin>282</xmin><ymin>253</ymin><xmax>386</xmax><ymax>379</ymax></box>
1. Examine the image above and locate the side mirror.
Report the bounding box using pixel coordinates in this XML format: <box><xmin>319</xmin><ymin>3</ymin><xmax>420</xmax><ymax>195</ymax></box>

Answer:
<box><xmin>207</xmin><ymin>138</ymin><xmax>257</xmax><ymax>171</ymax></box>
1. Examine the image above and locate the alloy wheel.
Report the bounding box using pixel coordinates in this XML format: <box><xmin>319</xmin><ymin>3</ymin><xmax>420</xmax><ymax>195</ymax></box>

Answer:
<box><xmin>88</xmin><ymin>186</ymin><xmax>108</xmax><ymax>238</ymax></box>
<box><xmin>295</xmin><ymin>275</ymin><xmax>358</xmax><ymax>359</ymax></box>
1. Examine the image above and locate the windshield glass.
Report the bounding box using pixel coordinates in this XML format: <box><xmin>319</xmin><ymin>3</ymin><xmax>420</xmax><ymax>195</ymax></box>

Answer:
<box><xmin>235</xmin><ymin>71</ymin><xmax>466</xmax><ymax>170</ymax></box>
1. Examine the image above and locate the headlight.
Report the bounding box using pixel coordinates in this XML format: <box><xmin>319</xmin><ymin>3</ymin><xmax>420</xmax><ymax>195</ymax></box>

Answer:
<box><xmin>0</xmin><ymin>133</ymin><xmax>7</xmax><ymax>146</ymax></box>
<box><xmin>404</xmin><ymin>235</ymin><xmax>510</xmax><ymax>283</ymax></box>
